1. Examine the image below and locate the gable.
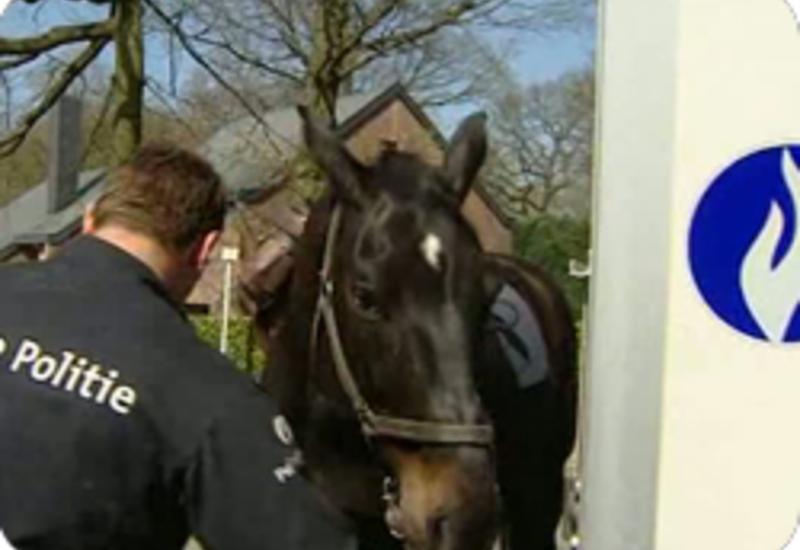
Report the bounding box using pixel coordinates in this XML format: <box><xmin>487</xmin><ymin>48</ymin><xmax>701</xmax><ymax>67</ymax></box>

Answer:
<box><xmin>340</xmin><ymin>93</ymin><xmax>513</xmax><ymax>253</ymax></box>
<box><xmin>345</xmin><ymin>97</ymin><xmax>444</xmax><ymax>166</ymax></box>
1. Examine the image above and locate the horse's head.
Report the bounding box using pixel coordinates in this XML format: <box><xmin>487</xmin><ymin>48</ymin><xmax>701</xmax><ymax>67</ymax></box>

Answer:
<box><xmin>300</xmin><ymin>108</ymin><xmax>499</xmax><ymax>550</ymax></box>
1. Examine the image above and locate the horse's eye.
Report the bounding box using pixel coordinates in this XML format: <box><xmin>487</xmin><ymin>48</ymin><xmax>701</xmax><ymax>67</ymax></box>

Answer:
<box><xmin>351</xmin><ymin>281</ymin><xmax>380</xmax><ymax>318</ymax></box>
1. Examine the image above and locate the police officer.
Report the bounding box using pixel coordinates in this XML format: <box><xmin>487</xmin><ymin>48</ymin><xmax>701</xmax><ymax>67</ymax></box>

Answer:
<box><xmin>0</xmin><ymin>144</ymin><xmax>354</xmax><ymax>550</ymax></box>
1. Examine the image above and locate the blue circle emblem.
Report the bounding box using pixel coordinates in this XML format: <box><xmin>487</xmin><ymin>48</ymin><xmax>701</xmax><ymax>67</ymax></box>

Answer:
<box><xmin>689</xmin><ymin>145</ymin><xmax>800</xmax><ymax>343</ymax></box>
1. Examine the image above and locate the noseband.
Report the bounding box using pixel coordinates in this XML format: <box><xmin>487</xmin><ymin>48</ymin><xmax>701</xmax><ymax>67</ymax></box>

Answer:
<box><xmin>310</xmin><ymin>204</ymin><xmax>494</xmax><ymax>447</ymax></box>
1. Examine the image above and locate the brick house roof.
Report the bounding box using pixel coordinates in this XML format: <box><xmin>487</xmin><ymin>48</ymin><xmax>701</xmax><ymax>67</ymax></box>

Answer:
<box><xmin>0</xmin><ymin>83</ymin><xmax>512</xmax><ymax>294</ymax></box>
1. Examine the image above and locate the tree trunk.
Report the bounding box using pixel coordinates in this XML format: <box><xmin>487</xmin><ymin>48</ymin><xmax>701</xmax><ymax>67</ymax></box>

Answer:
<box><xmin>109</xmin><ymin>0</ymin><xmax>143</xmax><ymax>166</ymax></box>
<box><xmin>305</xmin><ymin>0</ymin><xmax>350</xmax><ymax>125</ymax></box>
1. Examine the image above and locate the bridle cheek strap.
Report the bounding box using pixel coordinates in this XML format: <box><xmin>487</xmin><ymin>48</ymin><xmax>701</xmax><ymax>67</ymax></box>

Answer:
<box><xmin>310</xmin><ymin>204</ymin><xmax>494</xmax><ymax>448</ymax></box>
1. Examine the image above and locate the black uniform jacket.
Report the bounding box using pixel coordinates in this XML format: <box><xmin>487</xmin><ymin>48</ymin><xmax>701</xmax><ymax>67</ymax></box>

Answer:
<box><xmin>0</xmin><ymin>236</ymin><xmax>354</xmax><ymax>550</ymax></box>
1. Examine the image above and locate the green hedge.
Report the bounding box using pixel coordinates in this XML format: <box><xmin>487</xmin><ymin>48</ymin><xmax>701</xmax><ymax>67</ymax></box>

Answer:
<box><xmin>513</xmin><ymin>215</ymin><xmax>591</xmax><ymax>317</ymax></box>
<box><xmin>191</xmin><ymin>315</ymin><xmax>267</xmax><ymax>376</ymax></box>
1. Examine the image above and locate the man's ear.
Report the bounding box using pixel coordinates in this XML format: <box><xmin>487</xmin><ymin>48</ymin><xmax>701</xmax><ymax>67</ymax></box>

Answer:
<box><xmin>82</xmin><ymin>204</ymin><xmax>97</xmax><ymax>234</ymax></box>
<box><xmin>297</xmin><ymin>105</ymin><xmax>368</xmax><ymax>205</ymax></box>
<box><xmin>191</xmin><ymin>231</ymin><xmax>222</xmax><ymax>271</ymax></box>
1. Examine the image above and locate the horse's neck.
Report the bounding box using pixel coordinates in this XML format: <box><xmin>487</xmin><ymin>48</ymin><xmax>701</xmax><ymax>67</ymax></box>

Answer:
<box><xmin>304</xmin><ymin>192</ymin><xmax>337</xmax><ymax>261</ymax></box>
<box><xmin>273</xmin><ymin>193</ymin><xmax>349</xmax><ymax>428</ymax></box>
<box><xmin>274</xmin><ymin>199</ymin><xmax>387</xmax><ymax>516</ymax></box>
<box><xmin>282</xmin><ymin>193</ymin><xmax>336</xmax><ymax>329</ymax></box>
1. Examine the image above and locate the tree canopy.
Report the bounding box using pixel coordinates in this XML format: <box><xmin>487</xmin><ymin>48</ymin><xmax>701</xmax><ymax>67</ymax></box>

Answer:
<box><xmin>0</xmin><ymin>0</ymin><xmax>594</xmax><ymax>210</ymax></box>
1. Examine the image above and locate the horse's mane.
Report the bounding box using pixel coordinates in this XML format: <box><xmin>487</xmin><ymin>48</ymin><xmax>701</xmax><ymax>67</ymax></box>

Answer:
<box><xmin>370</xmin><ymin>150</ymin><xmax>450</xmax><ymax>203</ymax></box>
<box><xmin>298</xmin><ymin>150</ymin><xmax>436</xmax><ymax>257</ymax></box>
<box><xmin>299</xmin><ymin>150</ymin><xmax>483</xmax><ymax>265</ymax></box>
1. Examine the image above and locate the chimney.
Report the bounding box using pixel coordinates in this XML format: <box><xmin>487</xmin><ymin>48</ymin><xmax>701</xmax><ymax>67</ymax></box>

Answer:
<box><xmin>47</xmin><ymin>95</ymin><xmax>83</xmax><ymax>214</ymax></box>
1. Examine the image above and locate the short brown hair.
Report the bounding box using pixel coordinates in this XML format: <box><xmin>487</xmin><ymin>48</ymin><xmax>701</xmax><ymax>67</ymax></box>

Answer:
<box><xmin>93</xmin><ymin>143</ymin><xmax>227</xmax><ymax>251</ymax></box>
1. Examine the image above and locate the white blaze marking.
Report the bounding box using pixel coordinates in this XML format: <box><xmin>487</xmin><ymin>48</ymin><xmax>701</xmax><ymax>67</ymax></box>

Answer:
<box><xmin>740</xmin><ymin>149</ymin><xmax>800</xmax><ymax>342</ymax></box>
<box><xmin>421</xmin><ymin>234</ymin><xmax>443</xmax><ymax>270</ymax></box>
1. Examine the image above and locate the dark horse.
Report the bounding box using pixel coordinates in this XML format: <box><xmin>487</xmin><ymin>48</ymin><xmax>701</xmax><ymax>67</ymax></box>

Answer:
<box><xmin>241</xmin><ymin>109</ymin><xmax>578</xmax><ymax>550</ymax></box>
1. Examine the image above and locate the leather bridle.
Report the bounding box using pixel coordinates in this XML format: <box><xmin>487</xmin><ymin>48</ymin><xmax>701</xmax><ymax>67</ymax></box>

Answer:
<box><xmin>310</xmin><ymin>204</ymin><xmax>494</xmax><ymax>447</ymax></box>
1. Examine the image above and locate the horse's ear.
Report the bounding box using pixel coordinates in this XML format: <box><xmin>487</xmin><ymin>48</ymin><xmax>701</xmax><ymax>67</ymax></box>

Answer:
<box><xmin>298</xmin><ymin>105</ymin><xmax>367</xmax><ymax>205</ymax></box>
<box><xmin>443</xmin><ymin>112</ymin><xmax>488</xmax><ymax>203</ymax></box>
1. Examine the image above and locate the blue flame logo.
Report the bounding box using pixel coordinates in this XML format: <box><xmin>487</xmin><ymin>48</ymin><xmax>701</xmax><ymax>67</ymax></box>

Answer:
<box><xmin>689</xmin><ymin>145</ymin><xmax>800</xmax><ymax>342</ymax></box>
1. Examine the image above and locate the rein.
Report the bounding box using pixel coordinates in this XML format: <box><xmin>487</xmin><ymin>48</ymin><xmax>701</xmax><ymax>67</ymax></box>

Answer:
<box><xmin>310</xmin><ymin>204</ymin><xmax>494</xmax><ymax>447</ymax></box>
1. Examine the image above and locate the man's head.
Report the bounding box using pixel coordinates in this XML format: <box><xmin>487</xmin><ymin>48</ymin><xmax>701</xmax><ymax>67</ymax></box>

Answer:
<box><xmin>83</xmin><ymin>143</ymin><xmax>227</xmax><ymax>301</ymax></box>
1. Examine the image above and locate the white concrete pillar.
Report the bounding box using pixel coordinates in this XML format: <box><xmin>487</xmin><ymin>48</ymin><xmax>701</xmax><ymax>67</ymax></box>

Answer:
<box><xmin>583</xmin><ymin>1</ymin><xmax>800</xmax><ymax>549</ymax></box>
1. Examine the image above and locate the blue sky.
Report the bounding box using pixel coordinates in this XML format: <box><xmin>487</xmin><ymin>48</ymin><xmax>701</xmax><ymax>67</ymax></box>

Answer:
<box><xmin>0</xmin><ymin>1</ymin><xmax>107</xmax><ymax>35</ymax></box>
<box><xmin>0</xmin><ymin>1</ymin><xmax>596</xmax><ymax>131</ymax></box>
<box><xmin>513</xmin><ymin>32</ymin><xmax>595</xmax><ymax>85</ymax></box>
<box><xmin>436</xmin><ymin>27</ymin><xmax>594</xmax><ymax>133</ymax></box>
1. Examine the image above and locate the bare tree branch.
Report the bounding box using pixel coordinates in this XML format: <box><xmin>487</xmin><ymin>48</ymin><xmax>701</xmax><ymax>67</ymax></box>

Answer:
<box><xmin>0</xmin><ymin>53</ymin><xmax>41</xmax><ymax>72</ymax></box>
<box><xmin>481</xmin><ymin>68</ymin><xmax>594</xmax><ymax>218</ymax></box>
<box><xmin>190</xmin><ymin>34</ymin><xmax>303</xmax><ymax>84</ymax></box>
<box><xmin>346</xmin><ymin>0</ymin><xmax>401</xmax><ymax>52</ymax></box>
<box><xmin>0</xmin><ymin>37</ymin><xmax>109</xmax><ymax>158</ymax></box>
<box><xmin>360</xmin><ymin>2</ymin><xmax>497</xmax><ymax>55</ymax></box>
<box><xmin>144</xmin><ymin>77</ymin><xmax>204</xmax><ymax>141</ymax></box>
<box><xmin>182</xmin><ymin>0</ymin><xmax>582</xmax><ymax>119</ymax></box>
<box><xmin>338</xmin><ymin>2</ymin><xmax>505</xmax><ymax>80</ymax></box>
<box><xmin>143</xmin><ymin>0</ymin><xmax>290</xmax><ymax>161</ymax></box>
<box><xmin>82</xmin><ymin>84</ymin><xmax>114</xmax><ymax>165</ymax></box>
<box><xmin>21</xmin><ymin>0</ymin><xmax>113</xmax><ymax>4</ymax></box>
<box><xmin>143</xmin><ymin>0</ymin><xmax>264</xmax><ymax>122</ymax></box>
<box><xmin>0</xmin><ymin>19</ymin><xmax>115</xmax><ymax>55</ymax></box>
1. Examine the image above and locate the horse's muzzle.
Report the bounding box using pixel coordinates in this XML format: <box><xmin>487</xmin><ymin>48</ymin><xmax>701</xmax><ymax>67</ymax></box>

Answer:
<box><xmin>384</xmin><ymin>445</ymin><xmax>499</xmax><ymax>550</ymax></box>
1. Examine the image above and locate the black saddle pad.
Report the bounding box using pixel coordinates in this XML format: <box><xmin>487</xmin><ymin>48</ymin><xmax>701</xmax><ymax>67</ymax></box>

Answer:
<box><xmin>488</xmin><ymin>283</ymin><xmax>549</xmax><ymax>389</ymax></box>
